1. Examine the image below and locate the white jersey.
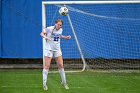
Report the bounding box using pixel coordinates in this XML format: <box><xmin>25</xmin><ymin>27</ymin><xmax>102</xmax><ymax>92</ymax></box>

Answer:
<box><xmin>43</xmin><ymin>26</ymin><xmax>63</xmax><ymax>51</ymax></box>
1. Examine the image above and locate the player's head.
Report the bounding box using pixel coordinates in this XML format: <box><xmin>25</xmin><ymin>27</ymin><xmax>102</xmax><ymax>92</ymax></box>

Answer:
<box><xmin>55</xmin><ymin>19</ymin><xmax>63</xmax><ymax>30</ymax></box>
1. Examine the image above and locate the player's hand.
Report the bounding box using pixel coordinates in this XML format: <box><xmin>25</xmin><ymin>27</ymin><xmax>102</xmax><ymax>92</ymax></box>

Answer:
<box><xmin>66</xmin><ymin>35</ymin><xmax>71</xmax><ymax>40</ymax></box>
<box><xmin>44</xmin><ymin>37</ymin><xmax>51</xmax><ymax>41</ymax></box>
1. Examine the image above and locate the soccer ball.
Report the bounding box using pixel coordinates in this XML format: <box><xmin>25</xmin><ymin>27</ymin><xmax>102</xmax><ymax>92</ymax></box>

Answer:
<box><xmin>59</xmin><ymin>7</ymin><xmax>68</xmax><ymax>16</ymax></box>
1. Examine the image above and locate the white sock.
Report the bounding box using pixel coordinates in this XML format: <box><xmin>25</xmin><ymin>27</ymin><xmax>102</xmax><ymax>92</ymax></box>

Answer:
<box><xmin>59</xmin><ymin>68</ymin><xmax>67</xmax><ymax>84</ymax></box>
<box><xmin>42</xmin><ymin>69</ymin><xmax>48</xmax><ymax>85</ymax></box>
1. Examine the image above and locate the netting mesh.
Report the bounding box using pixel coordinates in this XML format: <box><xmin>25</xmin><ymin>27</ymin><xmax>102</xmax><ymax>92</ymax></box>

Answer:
<box><xmin>44</xmin><ymin>4</ymin><xmax>140</xmax><ymax>71</ymax></box>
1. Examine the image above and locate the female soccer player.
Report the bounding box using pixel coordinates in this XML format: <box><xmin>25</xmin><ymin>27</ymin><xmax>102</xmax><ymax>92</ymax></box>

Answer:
<box><xmin>40</xmin><ymin>19</ymin><xmax>71</xmax><ymax>90</ymax></box>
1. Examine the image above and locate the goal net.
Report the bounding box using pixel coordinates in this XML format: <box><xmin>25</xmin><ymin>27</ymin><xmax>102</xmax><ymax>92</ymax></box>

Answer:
<box><xmin>42</xmin><ymin>1</ymin><xmax>140</xmax><ymax>72</ymax></box>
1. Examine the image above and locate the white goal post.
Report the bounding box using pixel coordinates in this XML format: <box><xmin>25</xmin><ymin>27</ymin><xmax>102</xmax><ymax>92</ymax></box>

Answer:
<box><xmin>42</xmin><ymin>1</ymin><xmax>140</xmax><ymax>72</ymax></box>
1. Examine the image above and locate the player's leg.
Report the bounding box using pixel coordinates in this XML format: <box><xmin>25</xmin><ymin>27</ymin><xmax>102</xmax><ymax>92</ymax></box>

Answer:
<box><xmin>54</xmin><ymin>51</ymin><xmax>69</xmax><ymax>89</ymax></box>
<box><xmin>43</xmin><ymin>50</ymin><xmax>53</xmax><ymax>90</ymax></box>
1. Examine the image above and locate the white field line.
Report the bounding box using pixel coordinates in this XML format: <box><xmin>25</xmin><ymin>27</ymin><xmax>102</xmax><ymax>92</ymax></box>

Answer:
<box><xmin>1</xmin><ymin>85</ymin><xmax>139</xmax><ymax>91</ymax></box>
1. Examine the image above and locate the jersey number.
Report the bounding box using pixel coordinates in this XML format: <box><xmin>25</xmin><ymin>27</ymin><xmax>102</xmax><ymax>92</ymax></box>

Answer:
<box><xmin>54</xmin><ymin>37</ymin><xmax>59</xmax><ymax>42</ymax></box>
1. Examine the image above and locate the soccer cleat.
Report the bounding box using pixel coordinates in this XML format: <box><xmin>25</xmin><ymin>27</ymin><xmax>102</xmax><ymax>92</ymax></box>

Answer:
<box><xmin>64</xmin><ymin>84</ymin><xmax>69</xmax><ymax>90</ymax></box>
<box><xmin>43</xmin><ymin>84</ymin><xmax>48</xmax><ymax>90</ymax></box>
<box><xmin>61</xmin><ymin>83</ymin><xmax>69</xmax><ymax>90</ymax></box>
<box><xmin>61</xmin><ymin>82</ymin><xmax>69</xmax><ymax>89</ymax></box>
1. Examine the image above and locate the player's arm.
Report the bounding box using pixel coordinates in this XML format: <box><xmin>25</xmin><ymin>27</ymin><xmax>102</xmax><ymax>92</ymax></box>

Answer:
<box><xmin>60</xmin><ymin>35</ymin><xmax>71</xmax><ymax>40</ymax></box>
<box><xmin>40</xmin><ymin>28</ymin><xmax>51</xmax><ymax>40</ymax></box>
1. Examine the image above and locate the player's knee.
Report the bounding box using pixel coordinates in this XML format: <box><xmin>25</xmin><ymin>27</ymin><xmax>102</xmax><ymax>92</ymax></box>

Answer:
<box><xmin>44</xmin><ymin>64</ymin><xmax>50</xmax><ymax>70</ymax></box>
<box><xmin>57</xmin><ymin>63</ymin><xmax>64</xmax><ymax>69</ymax></box>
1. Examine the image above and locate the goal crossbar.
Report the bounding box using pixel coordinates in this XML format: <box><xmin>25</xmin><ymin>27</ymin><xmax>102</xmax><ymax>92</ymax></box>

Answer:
<box><xmin>42</xmin><ymin>1</ymin><xmax>140</xmax><ymax>5</ymax></box>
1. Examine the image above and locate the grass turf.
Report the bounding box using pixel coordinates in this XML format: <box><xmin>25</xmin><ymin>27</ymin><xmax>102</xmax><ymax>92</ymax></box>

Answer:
<box><xmin>0</xmin><ymin>69</ymin><xmax>140</xmax><ymax>93</ymax></box>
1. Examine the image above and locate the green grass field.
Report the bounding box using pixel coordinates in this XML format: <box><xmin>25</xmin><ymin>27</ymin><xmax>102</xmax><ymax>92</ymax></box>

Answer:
<box><xmin>0</xmin><ymin>69</ymin><xmax>140</xmax><ymax>93</ymax></box>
